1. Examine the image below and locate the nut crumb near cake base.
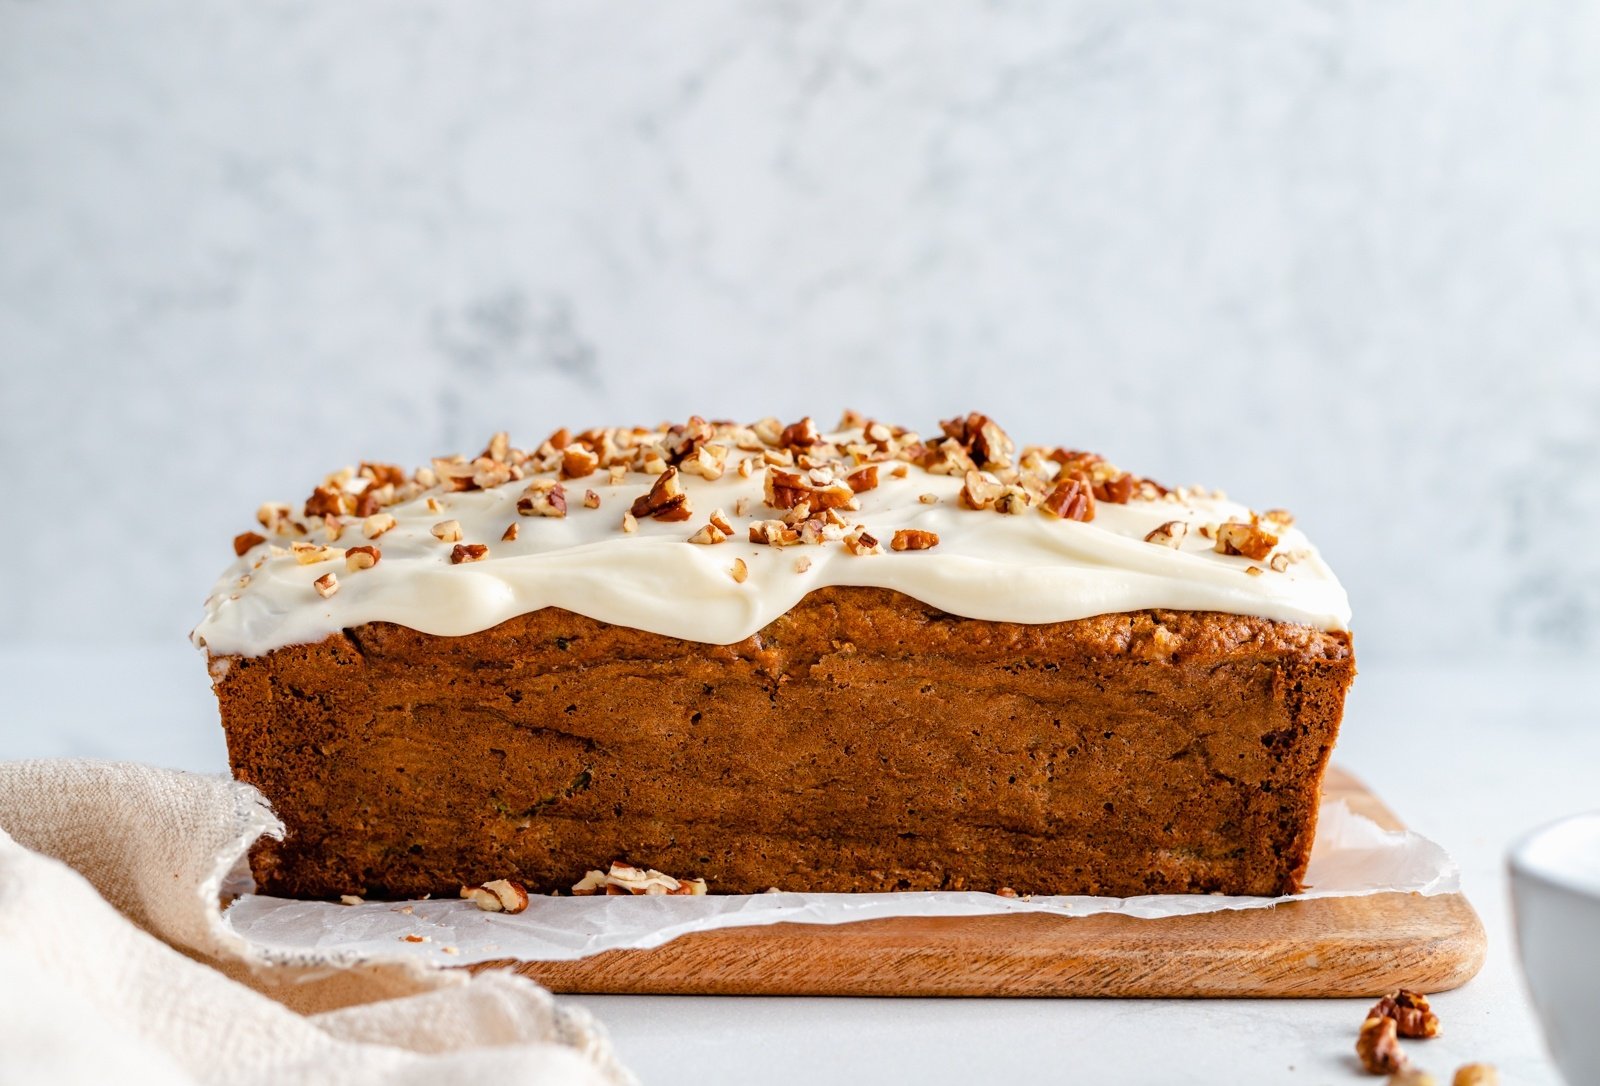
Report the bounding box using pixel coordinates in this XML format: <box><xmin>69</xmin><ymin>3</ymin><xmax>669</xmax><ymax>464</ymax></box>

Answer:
<box><xmin>194</xmin><ymin>412</ymin><xmax>1354</xmax><ymax>901</ymax></box>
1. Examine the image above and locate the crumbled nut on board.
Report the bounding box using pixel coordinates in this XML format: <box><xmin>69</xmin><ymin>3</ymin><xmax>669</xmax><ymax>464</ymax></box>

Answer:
<box><xmin>571</xmin><ymin>861</ymin><xmax>708</xmax><ymax>896</ymax></box>
<box><xmin>460</xmin><ymin>878</ymin><xmax>530</xmax><ymax>914</ymax></box>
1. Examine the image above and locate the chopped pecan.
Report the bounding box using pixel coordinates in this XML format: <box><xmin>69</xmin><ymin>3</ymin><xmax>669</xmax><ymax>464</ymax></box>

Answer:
<box><xmin>1144</xmin><ymin>521</ymin><xmax>1188</xmax><ymax>548</ymax></box>
<box><xmin>257</xmin><ymin>502</ymin><xmax>293</xmax><ymax>532</ymax></box>
<box><xmin>516</xmin><ymin>480</ymin><xmax>568</xmax><ymax>518</ymax></box>
<box><xmin>729</xmin><ymin>558</ymin><xmax>749</xmax><ymax>583</ymax></box>
<box><xmin>431</xmin><ymin>519</ymin><xmax>463</xmax><ymax>543</ymax></box>
<box><xmin>470</xmin><ymin>456</ymin><xmax>512</xmax><ymax>490</ymax></box>
<box><xmin>687</xmin><ymin>522</ymin><xmax>728</xmax><ymax>545</ymax></box>
<box><xmin>450</xmin><ymin>543</ymin><xmax>489</xmax><ymax>564</ymax></box>
<box><xmin>1370</xmin><ymin>990</ymin><xmax>1441</xmax><ymax>1039</ymax></box>
<box><xmin>584</xmin><ymin>488</ymin><xmax>601</xmax><ymax>509</ymax></box>
<box><xmin>303</xmin><ymin>484</ymin><xmax>349</xmax><ymax>518</ymax></box>
<box><xmin>561</xmin><ymin>445</ymin><xmax>599</xmax><ymax>479</ymax></box>
<box><xmin>460</xmin><ymin>878</ymin><xmax>529</xmax><ymax>914</ymax></box>
<box><xmin>749</xmin><ymin>417</ymin><xmax>783</xmax><ymax>446</ymax></box>
<box><xmin>233</xmin><ymin>531</ymin><xmax>267</xmax><ymax>556</ymax></box>
<box><xmin>749</xmin><ymin>520</ymin><xmax>802</xmax><ymax>546</ymax></box>
<box><xmin>1214</xmin><ymin>521</ymin><xmax>1277</xmax><ymax>560</ymax></box>
<box><xmin>961</xmin><ymin>470</ymin><xmax>1004</xmax><ymax>511</ymax></box>
<box><xmin>680</xmin><ymin>443</ymin><xmax>729</xmax><ymax>481</ymax></box>
<box><xmin>778</xmin><ymin>417</ymin><xmax>822</xmax><ymax>449</ymax></box>
<box><xmin>501</xmin><ymin>523</ymin><xmax>519</xmax><ymax>542</ymax></box>
<box><xmin>482</xmin><ymin>431</ymin><xmax>510</xmax><ymax>462</ymax></box>
<box><xmin>1040</xmin><ymin>479</ymin><xmax>1095</xmax><ymax>522</ymax></box>
<box><xmin>291</xmin><ymin>541</ymin><xmax>343</xmax><ymax>565</ymax></box>
<box><xmin>312</xmin><ymin>572</ymin><xmax>339</xmax><ymax>598</ymax></box>
<box><xmin>433</xmin><ymin>456</ymin><xmax>481</xmax><ymax>492</ymax></box>
<box><xmin>765</xmin><ymin>468</ymin><xmax>854</xmax><ymax>512</ymax></box>
<box><xmin>845</xmin><ymin>464</ymin><xmax>880</xmax><ymax>493</ymax></box>
<box><xmin>996</xmin><ymin>486</ymin><xmax>1032</xmax><ymax>514</ymax></box>
<box><xmin>1451</xmin><ymin>1066</ymin><xmax>1497</xmax><ymax>1086</ymax></box>
<box><xmin>571</xmin><ymin>861</ymin><xmax>708</xmax><ymax>897</ymax></box>
<box><xmin>1092</xmin><ymin>472</ymin><xmax>1136</xmax><ymax>504</ymax></box>
<box><xmin>1388</xmin><ymin>1072</ymin><xmax>1436</xmax><ymax>1086</ymax></box>
<box><xmin>360</xmin><ymin>461</ymin><xmax>407</xmax><ymax>487</ymax></box>
<box><xmin>940</xmin><ymin>413</ymin><xmax>1014</xmax><ymax>470</ymax></box>
<box><xmin>629</xmin><ymin>465</ymin><xmax>693</xmax><ymax>522</ymax></box>
<box><xmin>1356</xmin><ymin>1015</ymin><xmax>1407</xmax><ymax>1075</ymax></box>
<box><xmin>842</xmin><ymin>528</ymin><xmax>882</xmax><ymax>556</ymax></box>
<box><xmin>363</xmin><ymin>513</ymin><xmax>397</xmax><ymax>539</ymax></box>
<box><xmin>1269</xmin><ymin>552</ymin><xmax>1290</xmax><ymax>572</ymax></box>
<box><xmin>345</xmin><ymin>545</ymin><xmax>380</xmax><ymax>571</ymax></box>
<box><xmin>621</xmin><ymin>512</ymin><xmax>638</xmax><ymax>533</ymax></box>
<box><xmin>891</xmin><ymin>529</ymin><xmax>940</xmax><ymax>551</ymax></box>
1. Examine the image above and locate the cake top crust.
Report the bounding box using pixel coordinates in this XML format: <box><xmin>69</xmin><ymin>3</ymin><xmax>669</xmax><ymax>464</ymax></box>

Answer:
<box><xmin>193</xmin><ymin>412</ymin><xmax>1352</xmax><ymax>656</ymax></box>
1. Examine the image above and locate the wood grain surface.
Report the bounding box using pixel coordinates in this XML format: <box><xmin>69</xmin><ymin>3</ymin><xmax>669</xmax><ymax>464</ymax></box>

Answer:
<box><xmin>474</xmin><ymin>767</ymin><xmax>1486</xmax><ymax>997</ymax></box>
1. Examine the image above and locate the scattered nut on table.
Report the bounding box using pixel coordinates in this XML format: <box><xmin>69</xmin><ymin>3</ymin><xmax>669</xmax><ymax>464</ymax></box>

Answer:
<box><xmin>1371</xmin><ymin>989</ymin><xmax>1442</xmax><ymax>1039</ymax></box>
<box><xmin>1357</xmin><ymin>1015</ymin><xmax>1408</xmax><ymax>1075</ymax></box>
<box><xmin>1387</xmin><ymin>1070</ymin><xmax>1435</xmax><ymax>1086</ymax></box>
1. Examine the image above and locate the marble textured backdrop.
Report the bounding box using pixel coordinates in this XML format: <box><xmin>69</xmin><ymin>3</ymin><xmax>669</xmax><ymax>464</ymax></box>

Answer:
<box><xmin>3</xmin><ymin>1</ymin><xmax>1598</xmax><ymax>661</ymax></box>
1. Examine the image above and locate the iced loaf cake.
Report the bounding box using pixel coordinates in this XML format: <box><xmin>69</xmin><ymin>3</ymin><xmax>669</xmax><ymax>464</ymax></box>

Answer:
<box><xmin>195</xmin><ymin>413</ymin><xmax>1354</xmax><ymax>900</ymax></box>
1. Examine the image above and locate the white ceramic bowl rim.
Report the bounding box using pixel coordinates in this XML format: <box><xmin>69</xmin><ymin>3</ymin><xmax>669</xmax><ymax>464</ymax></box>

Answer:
<box><xmin>1509</xmin><ymin>810</ymin><xmax>1600</xmax><ymax>901</ymax></box>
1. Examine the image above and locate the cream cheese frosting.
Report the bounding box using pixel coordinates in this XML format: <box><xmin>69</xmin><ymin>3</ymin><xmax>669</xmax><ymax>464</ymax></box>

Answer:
<box><xmin>193</xmin><ymin>419</ymin><xmax>1351</xmax><ymax>658</ymax></box>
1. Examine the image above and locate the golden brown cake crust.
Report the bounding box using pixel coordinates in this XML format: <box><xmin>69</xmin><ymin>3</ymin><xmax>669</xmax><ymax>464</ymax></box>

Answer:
<box><xmin>212</xmin><ymin>587</ymin><xmax>1354</xmax><ymax>900</ymax></box>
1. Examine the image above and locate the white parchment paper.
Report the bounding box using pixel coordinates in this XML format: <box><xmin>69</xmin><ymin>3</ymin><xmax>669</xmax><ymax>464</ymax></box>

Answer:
<box><xmin>224</xmin><ymin>799</ymin><xmax>1458</xmax><ymax>966</ymax></box>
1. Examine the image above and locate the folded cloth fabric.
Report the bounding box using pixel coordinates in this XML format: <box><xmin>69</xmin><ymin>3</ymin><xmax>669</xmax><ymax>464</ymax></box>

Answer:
<box><xmin>0</xmin><ymin>760</ymin><xmax>633</xmax><ymax>1086</ymax></box>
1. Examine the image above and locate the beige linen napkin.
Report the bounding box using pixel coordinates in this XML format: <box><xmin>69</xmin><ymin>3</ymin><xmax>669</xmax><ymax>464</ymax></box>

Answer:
<box><xmin>0</xmin><ymin>760</ymin><xmax>634</xmax><ymax>1086</ymax></box>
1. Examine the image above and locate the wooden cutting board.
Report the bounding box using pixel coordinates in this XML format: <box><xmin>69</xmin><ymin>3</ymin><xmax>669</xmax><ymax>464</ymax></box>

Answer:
<box><xmin>474</xmin><ymin>767</ymin><xmax>1485</xmax><ymax>997</ymax></box>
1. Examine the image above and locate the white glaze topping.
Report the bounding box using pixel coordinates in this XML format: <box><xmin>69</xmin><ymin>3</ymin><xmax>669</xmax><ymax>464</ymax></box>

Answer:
<box><xmin>193</xmin><ymin>422</ymin><xmax>1351</xmax><ymax>657</ymax></box>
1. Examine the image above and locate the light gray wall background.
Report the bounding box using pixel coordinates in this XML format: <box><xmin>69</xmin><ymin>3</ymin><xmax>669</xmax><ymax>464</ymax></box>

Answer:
<box><xmin>3</xmin><ymin>1</ymin><xmax>1597</xmax><ymax>663</ymax></box>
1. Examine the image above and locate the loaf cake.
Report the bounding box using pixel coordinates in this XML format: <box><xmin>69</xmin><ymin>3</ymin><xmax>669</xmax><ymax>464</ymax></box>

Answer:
<box><xmin>195</xmin><ymin>413</ymin><xmax>1354</xmax><ymax>900</ymax></box>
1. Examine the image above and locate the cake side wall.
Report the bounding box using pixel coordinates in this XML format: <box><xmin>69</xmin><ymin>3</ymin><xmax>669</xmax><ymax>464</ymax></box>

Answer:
<box><xmin>214</xmin><ymin>588</ymin><xmax>1353</xmax><ymax>899</ymax></box>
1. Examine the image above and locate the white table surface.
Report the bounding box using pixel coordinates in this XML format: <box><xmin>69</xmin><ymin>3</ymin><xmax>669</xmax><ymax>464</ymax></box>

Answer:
<box><xmin>2</xmin><ymin>646</ymin><xmax>1592</xmax><ymax>1085</ymax></box>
